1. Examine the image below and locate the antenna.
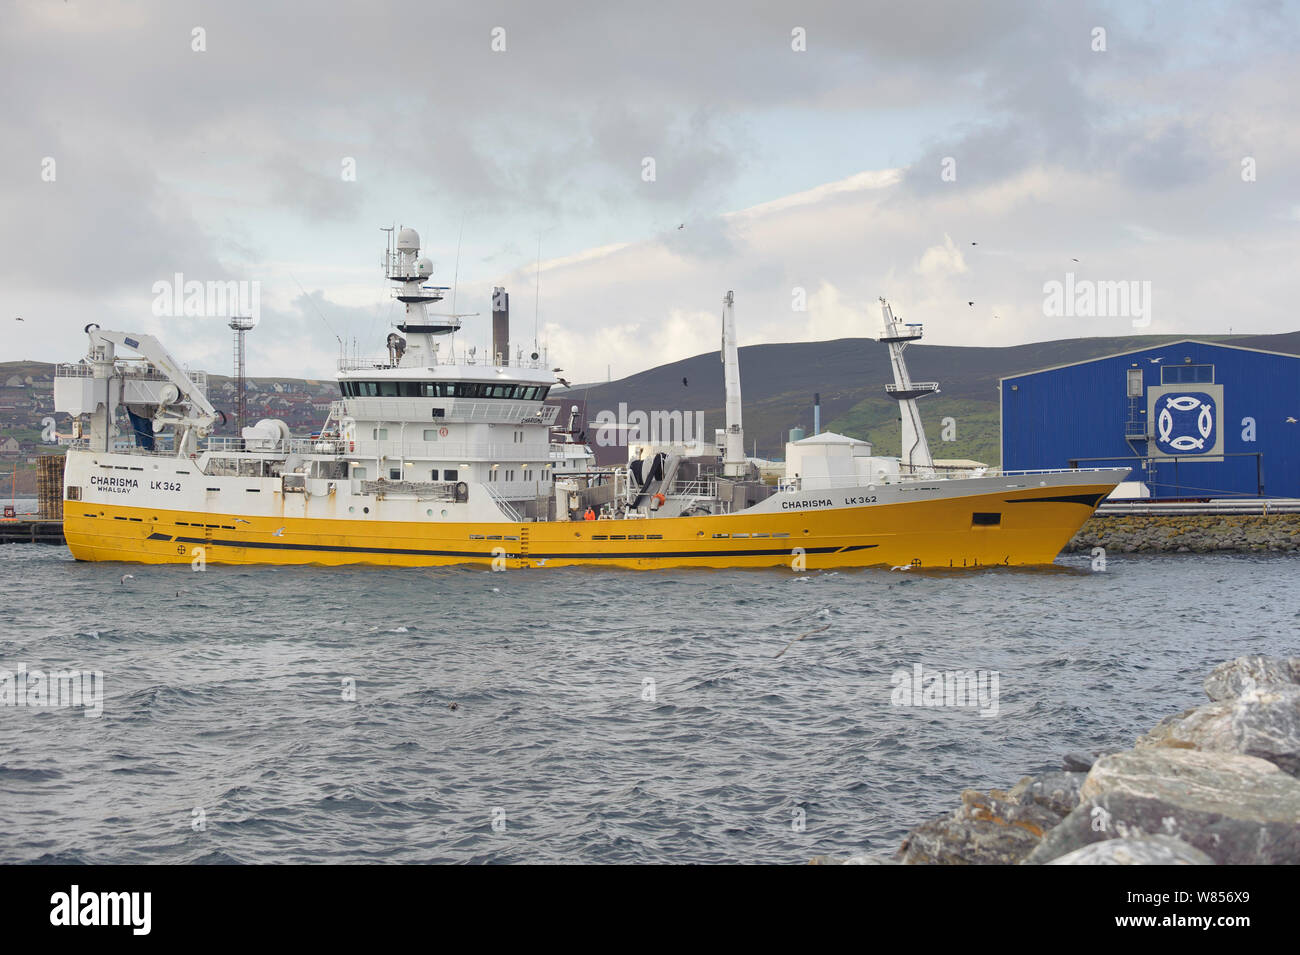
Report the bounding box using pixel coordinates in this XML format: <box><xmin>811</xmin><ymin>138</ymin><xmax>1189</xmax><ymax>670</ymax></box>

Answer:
<box><xmin>450</xmin><ymin>217</ymin><xmax>464</xmax><ymax>316</ymax></box>
<box><xmin>380</xmin><ymin>224</ymin><xmax>394</xmax><ymax>277</ymax></box>
<box><xmin>534</xmin><ymin>233</ymin><xmax>541</xmax><ymax>350</ymax></box>
<box><xmin>289</xmin><ymin>270</ymin><xmax>344</xmax><ymax>352</ymax></box>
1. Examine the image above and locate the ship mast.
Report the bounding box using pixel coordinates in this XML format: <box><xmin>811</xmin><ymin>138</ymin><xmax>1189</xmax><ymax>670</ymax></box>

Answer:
<box><xmin>721</xmin><ymin>290</ymin><xmax>746</xmax><ymax>477</ymax></box>
<box><xmin>384</xmin><ymin>227</ymin><xmax>454</xmax><ymax>366</ymax></box>
<box><xmin>878</xmin><ymin>298</ymin><xmax>938</xmax><ymax>474</ymax></box>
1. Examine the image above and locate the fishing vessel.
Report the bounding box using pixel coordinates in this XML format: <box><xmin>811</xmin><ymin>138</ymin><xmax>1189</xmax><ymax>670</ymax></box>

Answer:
<box><xmin>53</xmin><ymin>226</ymin><xmax>1128</xmax><ymax>569</ymax></box>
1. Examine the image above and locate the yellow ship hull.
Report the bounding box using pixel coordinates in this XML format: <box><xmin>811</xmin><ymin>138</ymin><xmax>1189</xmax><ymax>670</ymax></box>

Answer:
<box><xmin>62</xmin><ymin>481</ymin><xmax>1116</xmax><ymax>570</ymax></box>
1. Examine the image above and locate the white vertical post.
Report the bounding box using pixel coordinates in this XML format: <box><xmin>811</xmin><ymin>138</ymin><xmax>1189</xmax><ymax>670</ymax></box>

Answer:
<box><xmin>721</xmin><ymin>290</ymin><xmax>745</xmax><ymax>477</ymax></box>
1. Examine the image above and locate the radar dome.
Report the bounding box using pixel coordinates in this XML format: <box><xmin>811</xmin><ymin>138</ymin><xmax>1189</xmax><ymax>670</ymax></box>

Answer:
<box><xmin>415</xmin><ymin>257</ymin><xmax>433</xmax><ymax>278</ymax></box>
<box><xmin>396</xmin><ymin>227</ymin><xmax>420</xmax><ymax>253</ymax></box>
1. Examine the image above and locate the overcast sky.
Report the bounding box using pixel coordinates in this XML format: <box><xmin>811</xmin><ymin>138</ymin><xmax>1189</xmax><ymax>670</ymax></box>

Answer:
<box><xmin>3</xmin><ymin>0</ymin><xmax>1297</xmax><ymax>383</ymax></box>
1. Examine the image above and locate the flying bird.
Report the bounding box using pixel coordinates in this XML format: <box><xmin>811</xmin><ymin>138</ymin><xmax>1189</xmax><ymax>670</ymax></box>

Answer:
<box><xmin>234</xmin><ymin>518</ymin><xmax>251</xmax><ymax>524</ymax></box>
<box><xmin>272</xmin><ymin>527</ymin><xmax>285</xmax><ymax>536</ymax></box>
<box><xmin>120</xmin><ymin>574</ymin><xmax>134</xmax><ymax>584</ymax></box>
<box><xmin>968</xmin><ymin>301</ymin><xmax>975</xmax><ymax>307</ymax></box>
<box><xmin>14</xmin><ymin>317</ymin><xmax>23</xmax><ymax>322</ymax></box>
<box><xmin>677</xmin><ymin>223</ymin><xmax>685</xmax><ymax>230</ymax></box>
<box><xmin>1286</xmin><ymin>417</ymin><xmax>1297</xmax><ymax>424</ymax></box>
<box><xmin>556</xmin><ymin>376</ymin><xmax>572</xmax><ymax>388</ymax></box>
<box><xmin>1072</xmin><ymin>258</ymin><xmax>1080</xmax><ymax>262</ymax></box>
<box><xmin>970</xmin><ymin>242</ymin><xmax>977</xmax><ymax>246</ymax></box>
<box><xmin>1148</xmin><ymin>357</ymin><xmax>1164</xmax><ymax>363</ymax></box>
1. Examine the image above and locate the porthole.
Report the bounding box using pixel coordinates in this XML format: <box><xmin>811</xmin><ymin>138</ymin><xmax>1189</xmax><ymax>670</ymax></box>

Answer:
<box><xmin>363</xmin><ymin>506</ymin><xmax>370</xmax><ymax>514</ymax></box>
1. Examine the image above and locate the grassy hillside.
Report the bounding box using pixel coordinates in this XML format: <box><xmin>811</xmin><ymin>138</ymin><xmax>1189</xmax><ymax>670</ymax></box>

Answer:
<box><xmin>827</xmin><ymin>396</ymin><xmax>1001</xmax><ymax>464</ymax></box>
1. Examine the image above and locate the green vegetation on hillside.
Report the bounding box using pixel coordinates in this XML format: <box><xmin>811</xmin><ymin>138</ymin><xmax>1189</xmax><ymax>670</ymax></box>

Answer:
<box><xmin>827</xmin><ymin>396</ymin><xmax>1002</xmax><ymax>465</ymax></box>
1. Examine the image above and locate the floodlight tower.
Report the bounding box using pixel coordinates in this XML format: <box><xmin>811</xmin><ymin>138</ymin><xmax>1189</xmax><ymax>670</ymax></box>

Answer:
<box><xmin>229</xmin><ymin>316</ymin><xmax>255</xmax><ymax>433</ymax></box>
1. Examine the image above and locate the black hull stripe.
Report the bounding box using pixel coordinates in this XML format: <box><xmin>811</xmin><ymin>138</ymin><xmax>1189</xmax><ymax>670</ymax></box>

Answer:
<box><xmin>1004</xmin><ymin>493</ymin><xmax>1106</xmax><ymax>507</ymax></box>
<box><xmin>153</xmin><ymin>533</ymin><xmax>872</xmax><ymax>561</ymax></box>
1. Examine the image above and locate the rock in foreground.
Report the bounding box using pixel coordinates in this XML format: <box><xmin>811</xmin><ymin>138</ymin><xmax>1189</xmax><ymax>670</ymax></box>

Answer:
<box><xmin>879</xmin><ymin>655</ymin><xmax>1300</xmax><ymax>866</ymax></box>
<box><xmin>1046</xmin><ymin>835</ymin><xmax>1214</xmax><ymax>865</ymax></box>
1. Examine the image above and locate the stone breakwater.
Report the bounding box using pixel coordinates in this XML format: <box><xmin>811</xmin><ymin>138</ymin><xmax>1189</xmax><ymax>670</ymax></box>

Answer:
<box><xmin>1064</xmin><ymin>514</ymin><xmax>1300</xmax><ymax>554</ymax></box>
<box><xmin>813</xmin><ymin>655</ymin><xmax>1300</xmax><ymax>865</ymax></box>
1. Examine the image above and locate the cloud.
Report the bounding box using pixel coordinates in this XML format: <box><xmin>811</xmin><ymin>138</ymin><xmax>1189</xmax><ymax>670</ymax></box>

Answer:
<box><xmin>1</xmin><ymin>0</ymin><xmax>1297</xmax><ymax>387</ymax></box>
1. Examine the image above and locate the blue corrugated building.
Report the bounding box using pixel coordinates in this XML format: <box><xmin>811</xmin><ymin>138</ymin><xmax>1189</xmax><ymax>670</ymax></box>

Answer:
<box><xmin>1001</xmin><ymin>341</ymin><xmax>1300</xmax><ymax>499</ymax></box>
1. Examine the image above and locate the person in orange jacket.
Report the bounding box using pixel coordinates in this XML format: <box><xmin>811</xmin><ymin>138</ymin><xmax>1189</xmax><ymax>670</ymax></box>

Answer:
<box><xmin>583</xmin><ymin>506</ymin><xmax>596</xmax><ymax>520</ymax></box>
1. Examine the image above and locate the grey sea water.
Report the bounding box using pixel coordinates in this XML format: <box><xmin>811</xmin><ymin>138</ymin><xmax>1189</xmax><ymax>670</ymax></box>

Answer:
<box><xmin>0</xmin><ymin>543</ymin><xmax>1296</xmax><ymax>864</ymax></box>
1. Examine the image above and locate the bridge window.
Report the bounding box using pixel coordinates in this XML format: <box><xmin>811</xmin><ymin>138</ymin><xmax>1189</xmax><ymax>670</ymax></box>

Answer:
<box><xmin>344</xmin><ymin>381</ymin><xmax>552</xmax><ymax>400</ymax></box>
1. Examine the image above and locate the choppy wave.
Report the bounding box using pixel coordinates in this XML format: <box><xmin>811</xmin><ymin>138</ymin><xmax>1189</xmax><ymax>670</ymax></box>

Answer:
<box><xmin>0</xmin><ymin>544</ymin><xmax>1297</xmax><ymax>863</ymax></box>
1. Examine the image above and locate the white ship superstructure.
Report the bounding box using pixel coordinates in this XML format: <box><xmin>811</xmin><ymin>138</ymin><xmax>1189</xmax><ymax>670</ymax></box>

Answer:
<box><xmin>329</xmin><ymin>227</ymin><xmax>595</xmax><ymax>519</ymax></box>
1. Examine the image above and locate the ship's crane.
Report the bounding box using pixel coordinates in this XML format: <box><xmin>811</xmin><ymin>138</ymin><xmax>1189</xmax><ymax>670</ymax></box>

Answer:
<box><xmin>57</xmin><ymin>325</ymin><xmax>221</xmax><ymax>456</ymax></box>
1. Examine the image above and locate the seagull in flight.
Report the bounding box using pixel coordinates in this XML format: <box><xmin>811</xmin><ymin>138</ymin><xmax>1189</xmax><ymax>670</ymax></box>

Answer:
<box><xmin>1286</xmin><ymin>416</ymin><xmax>1297</xmax><ymax>424</ymax></box>
<box><xmin>234</xmin><ymin>518</ymin><xmax>251</xmax><ymax>524</ymax></box>
<box><xmin>1148</xmin><ymin>357</ymin><xmax>1164</xmax><ymax>363</ymax></box>
<box><xmin>272</xmin><ymin>527</ymin><xmax>285</xmax><ymax>537</ymax></box>
<box><xmin>120</xmin><ymin>573</ymin><xmax>134</xmax><ymax>584</ymax></box>
<box><xmin>556</xmin><ymin>376</ymin><xmax>572</xmax><ymax>388</ymax></box>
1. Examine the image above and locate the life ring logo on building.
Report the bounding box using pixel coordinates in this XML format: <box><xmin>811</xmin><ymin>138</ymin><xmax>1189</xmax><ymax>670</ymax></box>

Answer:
<box><xmin>1155</xmin><ymin>392</ymin><xmax>1216</xmax><ymax>455</ymax></box>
